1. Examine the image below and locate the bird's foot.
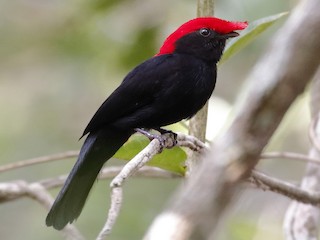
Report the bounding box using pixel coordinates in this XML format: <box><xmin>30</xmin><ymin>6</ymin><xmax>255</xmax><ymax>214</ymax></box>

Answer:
<box><xmin>154</xmin><ymin>128</ymin><xmax>178</xmax><ymax>147</ymax></box>
<box><xmin>134</xmin><ymin>128</ymin><xmax>177</xmax><ymax>151</ymax></box>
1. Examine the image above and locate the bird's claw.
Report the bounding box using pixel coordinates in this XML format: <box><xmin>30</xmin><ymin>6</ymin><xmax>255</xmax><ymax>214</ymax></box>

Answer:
<box><xmin>134</xmin><ymin>128</ymin><xmax>177</xmax><ymax>151</ymax></box>
<box><xmin>155</xmin><ymin>128</ymin><xmax>178</xmax><ymax>147</ymax></box>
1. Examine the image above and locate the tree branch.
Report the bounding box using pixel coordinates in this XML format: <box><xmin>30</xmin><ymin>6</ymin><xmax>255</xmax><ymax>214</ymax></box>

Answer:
<box><xmin>186</xmin><ymin>0</ymin><xmax>215</xmax><ymax>176</ymax></box>
<box><xmin>97</xmin><ymin>135</ymin><xmax>176</xmax><ymax>240</ymax></box>
<box><xmin>144</xmin><ymin>0</ymin><xmax>320</xmax><ymax>238</ymax></box>
<box><xmin>4</xmin><ymin>133</ymin><xmax>320</xmax><ymax>238</ymax></box>
<box><xmin>283</xmin><ymin>68</ymin><xmax>320</xmax><ymax>240</ymax></box>
<box><xmin>261</xmin><ymin>151</ymin><xmax>320</xmax><ymax>164</ymax></box>
<box><xmin>0</xmin><ymin>181</ymin><xmax>84</xmax><ymax>240</ymax></box>
<box><xmin>250</xmin><ymin>170</ymin><xmax>320</xmax><ymax>205</ymax></box>
<box><xmin>0</xmin><ymin>151</ymin><xmax>79</xmax><ymax>173</ymax></box>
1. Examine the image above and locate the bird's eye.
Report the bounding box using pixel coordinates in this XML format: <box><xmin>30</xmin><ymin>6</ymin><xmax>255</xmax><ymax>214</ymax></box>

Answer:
<box><xmin>199</xmin><ymin>28</ymin><xmax>210</xmax><ymax>37</ymax></box>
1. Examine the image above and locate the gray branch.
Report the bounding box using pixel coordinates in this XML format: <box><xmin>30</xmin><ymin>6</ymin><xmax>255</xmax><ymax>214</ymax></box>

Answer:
<box><xmin>0</xmin><ymin>181</ymin><xmax>84</xmax><ymax>240</ymax></box>
<box><xmin>187</xmin><ymin>0</ymin><xmax>215</xmax><ymax>176</ymax></box>
<box><xmin>144</xmin><ymin>0</ymin><xmax>320</xmax><ymax>238</ymax></box>
<box><xmin>283</xmin><ymin>68</ymin><xmax>320</xmax><ymax>240</ymax></box>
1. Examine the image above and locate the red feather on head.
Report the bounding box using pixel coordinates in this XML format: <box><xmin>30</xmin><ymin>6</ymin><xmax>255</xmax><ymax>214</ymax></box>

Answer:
<box><xmin>157</xmin><ymin>17</ymin><xmax>248</xmax><ymax>56</ymax></box>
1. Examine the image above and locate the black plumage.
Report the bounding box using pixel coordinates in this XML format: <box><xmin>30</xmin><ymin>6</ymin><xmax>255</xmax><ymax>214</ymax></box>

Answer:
<box><xmin>46</xmin><ymin>21</ymin><xmax>243</xmax><ymax>230</ymax></box>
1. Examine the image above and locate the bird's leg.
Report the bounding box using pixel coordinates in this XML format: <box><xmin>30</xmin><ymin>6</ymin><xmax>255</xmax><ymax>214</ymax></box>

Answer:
<box><xmin>134</xmin><ymin>128</ymin><xmax>166</xmax><ymax>148</ymax></box>
<box><xmin>134</xmin><ymin>128</ymin><xmax>157</xmax><ymax>140</ymax></box>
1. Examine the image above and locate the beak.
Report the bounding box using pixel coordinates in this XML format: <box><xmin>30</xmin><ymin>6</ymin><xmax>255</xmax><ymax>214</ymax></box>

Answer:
<box><xmin>223</xmin><ymin>31</ymin><xmax>239</xmax><ymax>39</ymax></box>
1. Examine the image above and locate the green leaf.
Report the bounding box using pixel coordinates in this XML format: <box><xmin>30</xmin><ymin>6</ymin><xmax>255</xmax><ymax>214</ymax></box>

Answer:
<box><xmin>228</xmin><ymin>218</ymin><xmax>258</xmax><ymax>240</ymax></box>
<box><xmin>220</xmin><ymin>12</ymin><xmax>288</xmax><ymax>64</ymax></box>
<box><xmin>114</xmin><ymin>134</ymin><xmax>187</xmax><ymax>175</ymax></box>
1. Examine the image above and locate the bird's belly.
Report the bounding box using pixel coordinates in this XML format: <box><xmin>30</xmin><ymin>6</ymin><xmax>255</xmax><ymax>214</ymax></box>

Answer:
<box><xmin>139</xmin><ymin>88</ymin><xmax>212</xmax><ymax>128</ymax></box>
<box><xmin>112</xmin><ymin>91</ymin><xmax>210</xmax><ymax>130</ymax></box>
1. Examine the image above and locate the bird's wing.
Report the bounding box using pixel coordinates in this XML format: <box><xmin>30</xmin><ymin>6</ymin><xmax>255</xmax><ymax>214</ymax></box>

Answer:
<box><xmin>81</xmin><ymin>54</ymin><xmax>177</xmax><ymax>137</ymax></box>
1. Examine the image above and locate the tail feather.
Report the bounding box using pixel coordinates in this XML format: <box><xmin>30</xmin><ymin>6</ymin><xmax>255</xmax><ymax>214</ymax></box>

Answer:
<box><xmin>46</xmin><ymin>127</ymin><xmax>131</xmax><ymax>230</ymax></box>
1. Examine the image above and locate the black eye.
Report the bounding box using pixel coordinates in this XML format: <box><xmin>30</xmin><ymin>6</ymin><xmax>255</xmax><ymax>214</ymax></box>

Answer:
<box><xmin>199</xmin><ymin>28</ymin><xmax>210</xmax><ymax>37</ymax></box>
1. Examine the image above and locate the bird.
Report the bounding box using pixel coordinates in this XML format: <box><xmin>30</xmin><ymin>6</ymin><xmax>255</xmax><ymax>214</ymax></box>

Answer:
<box><xmin>46</xmin><ymin>17</ymin><xmax>248</xmax><ymax>230</ymax></box>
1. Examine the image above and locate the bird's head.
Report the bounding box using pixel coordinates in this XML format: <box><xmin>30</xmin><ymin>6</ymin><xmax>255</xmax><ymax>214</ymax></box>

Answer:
<box><xmin>157</xmin><ymin>17</ymin><xmax>248</xmax><ymax>63</ymax></box>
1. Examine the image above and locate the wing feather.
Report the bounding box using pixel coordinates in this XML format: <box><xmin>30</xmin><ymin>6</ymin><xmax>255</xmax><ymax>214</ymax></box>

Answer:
<box><xmin>81</xmin><ymin>55</ymin><xmax>175</xmax><ymax>136</ymax></box>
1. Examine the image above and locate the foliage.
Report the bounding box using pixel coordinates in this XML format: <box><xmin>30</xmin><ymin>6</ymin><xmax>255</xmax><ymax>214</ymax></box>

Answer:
<box><xmin>221</xmin><ymin>12</ymin><xmax>288</xmax><ymax>64</ymax></box>
<box><xmin>115</xmin><ymin>135</ymin><xmax>187</xmax><ymax>175</ymax></box>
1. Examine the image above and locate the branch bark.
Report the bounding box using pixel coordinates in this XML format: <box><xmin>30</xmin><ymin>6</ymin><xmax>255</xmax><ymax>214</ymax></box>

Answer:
<box><xmin>4</xmin><ymin>135</ymin><xmax>320</xmax><ymax>238</ymax></box>
<box><xmin>0</xmin><ymin>151</ymin><xmax>79</xmax><ymax>173</ymax></box>
<box><xmin>0</xmin><ymin>181</ymin><xmax>84</xmax><ymax>240</ymax></box>
<box><xmin>145</xmin><ymin>0</ymin><xmax>320</xmax><ymax>238</ymax></box>
<box><xmin>283</xmin><ymin>67</ymin><xmax>320</xmax><ymax>240</ymax></box>
<box><xmin>250</xmin><ymin>170</ymin><xmax>320</xmax><ymax>205</ymax></box>
<box><xmin>97</xmin><ymin>133</ymin><xmax>206</xmax><ymax>239</ymax></box>
<box><xmin>187</xmin><ymin>0</ymin><xmax>215</xmax><ymax>176</ymax></box>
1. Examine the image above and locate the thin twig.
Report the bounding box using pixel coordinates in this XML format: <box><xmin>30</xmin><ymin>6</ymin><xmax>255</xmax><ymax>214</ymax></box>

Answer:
<box><xmin>3</xmin><ymin>136</ymin><xmax>320</xmax><ymax>180</ymax></box>
<box><xmin>0</xmin><ymin>181</ymin><xmax>84</xmax><ymax>240</ymax></box>
<box><xmin>261</xmin><ymin>152</ymin><xmax>320</xmax><ymax>164</ymax></box>
<box><xmin>309</xmin><ymin>114</ymin><xmax>320</xmax><ymax>152</ymax></box>
<box><xmin>177</xmin><ymin>133</ymin><xmax>207</xmax><ymax>153</ymax></box>
<box><xmin>0</xmin><ymin>166</ymin><xmax>181</xmax><ymax>203</ymax></box>
<box><xmin>250</xmin><ymin>170</ymin><xmax>320</xmax><ymax>205</ymax></box>
<box><xmin>97</xmin><ymin>135</ymin><xmax>176</xmax><ymax>240</ymax></box>
<box><xmin>0</xmin><ymin>151</ymin><xmax>79</xmax><ymax>173</ymax></box>
<box><xmin>39</xmin><ymin>165</ymin><xmax>181</xmax><ymax>190</ymax></box>
<box><xmin>97</xmin><ymin>187</ymin><xmax>123</xmax><ymax>240</ymax></box>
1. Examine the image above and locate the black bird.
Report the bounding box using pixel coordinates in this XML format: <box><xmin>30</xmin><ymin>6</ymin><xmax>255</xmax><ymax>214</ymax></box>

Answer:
<box><xmin>46</xmin><ymin>17</ymin><xmax>247</xmax><ymax>230</ymax></box>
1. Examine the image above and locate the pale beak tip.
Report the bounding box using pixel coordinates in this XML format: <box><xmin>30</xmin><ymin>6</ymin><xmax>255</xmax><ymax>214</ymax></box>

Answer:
<box><xmin>224</xmin><ymin>31</ymin><xmax>239</xmax><ymax>39</ymax></box>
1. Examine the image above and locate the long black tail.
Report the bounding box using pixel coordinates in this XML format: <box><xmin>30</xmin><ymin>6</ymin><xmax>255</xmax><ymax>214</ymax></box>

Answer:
<box><xmin>46</xmin><ymin>127</ymin><xmax>131</xmax><ymax>230</ymax></box>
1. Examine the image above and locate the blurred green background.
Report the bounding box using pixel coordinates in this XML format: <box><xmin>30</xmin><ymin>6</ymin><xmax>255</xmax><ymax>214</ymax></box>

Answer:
<box><xmin>0</xmin><ymin>0</ymin><xmax>310</xmax><ymax>239</ymax></box>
